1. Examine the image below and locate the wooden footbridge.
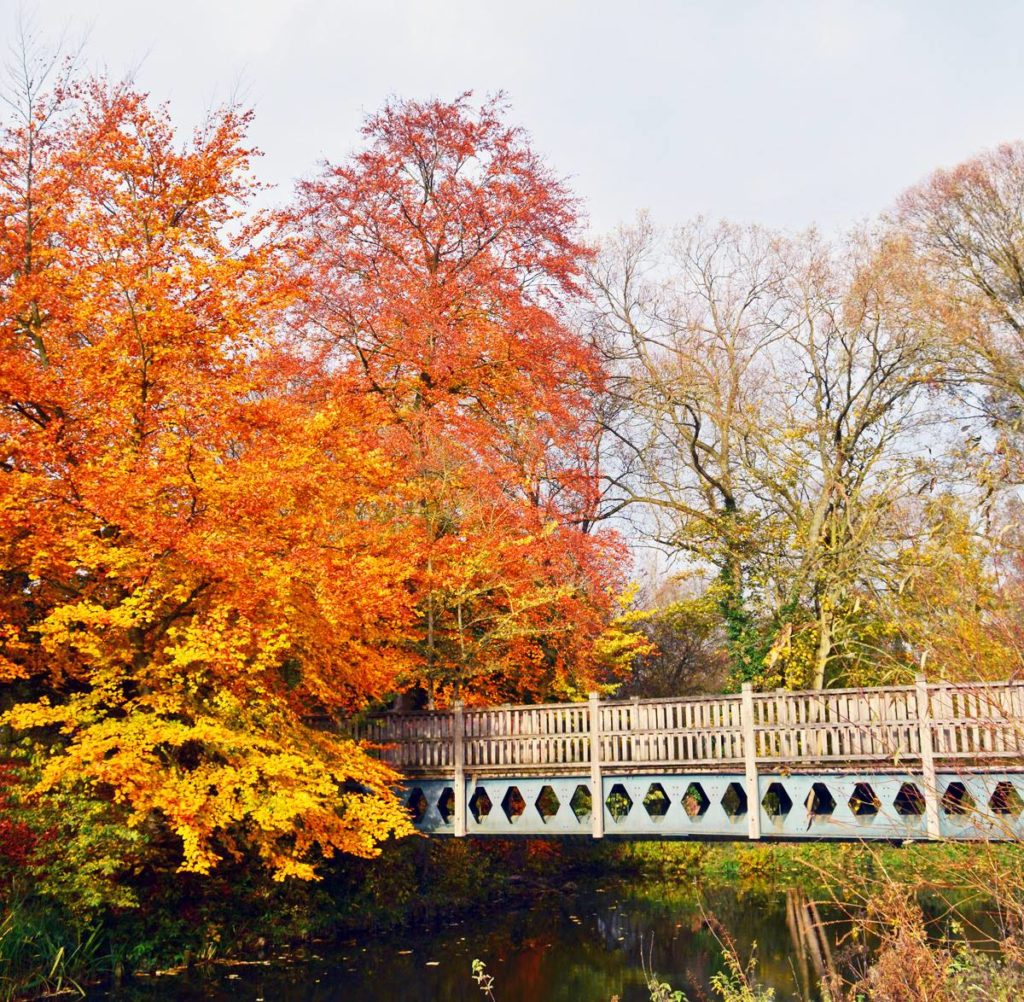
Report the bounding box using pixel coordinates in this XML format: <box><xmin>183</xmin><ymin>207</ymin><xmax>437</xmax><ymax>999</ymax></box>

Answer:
<box><xmin>361</xmin><ymin>678</ymin><xmax>1024</xmax><ymax>841</ymax></box>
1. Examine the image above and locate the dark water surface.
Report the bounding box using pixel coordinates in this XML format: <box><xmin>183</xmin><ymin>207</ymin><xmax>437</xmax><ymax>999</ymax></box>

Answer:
<box><xmin>87</xmin><ymin>880</ymin><xmax>858</xmax><ymax>1002</ymax></box>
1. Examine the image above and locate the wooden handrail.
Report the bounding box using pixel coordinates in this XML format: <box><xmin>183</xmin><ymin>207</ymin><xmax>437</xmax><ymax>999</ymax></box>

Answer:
<box><xmin>356</xmin><ymin>679</ymin><xmax>1024</xmax><ymax>778</ymax></box>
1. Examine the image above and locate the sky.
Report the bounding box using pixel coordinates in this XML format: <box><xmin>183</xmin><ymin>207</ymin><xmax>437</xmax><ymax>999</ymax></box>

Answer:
<box><xmin>4</xmin><ymin>1</ymin><xmax>1023</xmax><ymax>237</ymax></box>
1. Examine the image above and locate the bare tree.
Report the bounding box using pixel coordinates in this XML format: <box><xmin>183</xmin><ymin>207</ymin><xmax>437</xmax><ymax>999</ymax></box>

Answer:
<box><xmin>589</xmin><ymin>216</ymin><xmax>788</xmax><ymax>680</ymax></box>
<box><xmin>897</xmin><ymin>142</ymin><xmax>1024</xmax><ymax>473</ymax></box>
<box><xmin>590</xmin><ymin>219</ymin><xmax>942</xmax><ymax>688</ymax></box>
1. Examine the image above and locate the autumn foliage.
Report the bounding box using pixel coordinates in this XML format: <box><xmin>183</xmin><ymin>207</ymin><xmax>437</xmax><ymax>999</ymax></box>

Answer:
<box><xmin>9</xmin><ymin>57</ymin><xmax>1024</xmax><ymax>910</ymax></box>
<box><xmin>0</xmin><ymin>79</ymin><xmax>623</xmax><ymax>884</ymax></box>
<box><xmin>288</xmin><ymin>94</ymin><xmax>624</xmax><ymax>704</ymax></box>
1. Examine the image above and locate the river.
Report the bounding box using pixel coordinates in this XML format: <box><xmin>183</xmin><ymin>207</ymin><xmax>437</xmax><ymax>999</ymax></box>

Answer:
<box><xmin>86</xmin><ymin>879</ymin><xmax>859</xmax><ymax>1002</ymax></box>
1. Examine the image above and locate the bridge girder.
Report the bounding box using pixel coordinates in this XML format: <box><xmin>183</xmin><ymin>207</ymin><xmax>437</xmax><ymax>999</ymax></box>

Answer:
<box><xmin>400</xmin><ymin>772</ymin><xmax>1024</xmax><ymax>841</ymax></box>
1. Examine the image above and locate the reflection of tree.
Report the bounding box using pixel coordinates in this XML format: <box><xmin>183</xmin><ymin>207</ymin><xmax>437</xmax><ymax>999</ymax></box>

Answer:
<box><xmin>786</xmin><ymin>888</ymin><xmax>837</xmax><ymax>1002</ymax></box>
<box><xmin>320</xmin><ymin>872</ymin><xmax>1004</xmax><ymax>1002</ymax></box>
<box><xmin>290</xmin><ymin>879</ymin><xmax>857</xmax><ymax>1001</ymax></box>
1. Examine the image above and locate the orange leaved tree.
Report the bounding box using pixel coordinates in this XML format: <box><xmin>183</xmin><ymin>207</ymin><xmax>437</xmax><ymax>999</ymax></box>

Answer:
<box><xmin>0</xmin><ymin>77</ymin><xmax>416</xmax><ymax>881</ymax></box>
<box><xmin>288</xmin><ymin>94</ymin><xmax>629</xmax><ymax>705</ymax></box>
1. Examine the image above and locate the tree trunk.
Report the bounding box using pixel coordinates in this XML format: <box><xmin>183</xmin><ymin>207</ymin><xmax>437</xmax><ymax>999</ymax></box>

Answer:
<box><xmin>813</xmin><ymin>604</ymin><xmax>832</xmax><ymax>690</ymax></box>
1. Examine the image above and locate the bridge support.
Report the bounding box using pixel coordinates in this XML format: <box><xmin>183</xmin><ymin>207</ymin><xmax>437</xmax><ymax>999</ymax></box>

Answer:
<box><xmin>915</xmin><ymin>675</ymin><xmax>941</xmax><ymax>840</ymax></box>
<box><xmin>453</xmin><ymin>701</ymin><xmax>467</xmax><ymax>837</ymax></box>
<box><xmin>741</xmin><ymin>684</ymin><xmax>761</xmax><ymax>841</ymax></box>
<box><xmin>589</xmin><ymin>692</ymin><xmax>604</xmax><ymax>839</ymax></box>
<box><xmin>403</xmin><ymin>772</ymin><xmax>1024</xmax><ymax>839</ymax></box>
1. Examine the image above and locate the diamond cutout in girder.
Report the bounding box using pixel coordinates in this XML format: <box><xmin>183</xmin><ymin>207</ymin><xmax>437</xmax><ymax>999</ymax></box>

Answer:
<box><xmin>721</xmin><ymin>782</ymin><xmax>748</xmax><ymax>818</ymax></box>
<box><xmin>989</xmin><ymin>781</ymin><xmax>1024</xmax><ymax>816</ymax></box>
<box><xmin>643</xmin><ymin>783</ymin><xmax>671</xmax><ymax>820</ymax></box>
<box><xmin>536</xmin><ymin>785</ymin><xmax>561</xmax><ymax>822</ymax></box>
<box><xmin>682</xmin><ymin>782</ymin><xmax>710</xmax><ymax>819</ymax></box>
<box><xmin>894</xmin><ymin>782</ymin><xmax>925</xmax><ymax>817</ymax></box>
<box><xmin>849</xmin><ymin>782</ymin><xmax>880</xmax><ymax>817</ymax></box>
<box><xmin>407</xmin><ymin>787</ymin><xmax>428</xmax><ymax>824</ymax></box>
<box><xmin>762</xmin><ymin>782</ymin><xmax>793</xmax><ymax>818</ymax></box>
<box><xmin>570</xmin><ymin>784</ymin><xmax>592</xmax><ymax>822</ymax></box>
<box><xmin>606</xmin><ymin>783</ymin><xmax>633</xmax><ymax>823</ymax></box>
<box><xmin>501</xmin><ymin>786</ymin><xmax>526</xmax><ymax>823</ymax></box>
<box><xmin>805</xmin><ymin>782</ymin><xmax>837</xmax><ymax>818</ymax></box>
<box><xmin>469</xmin><ymin>787</ymin><xmax>493</xmax><ymax>823</ymax></box>
<box><xmin>942</xmin><ymin>782</ymin><xmax>975</xmax><ymax>816</ymax></box>
<box><xmin>437</xmin><ymin>787</ymin><xmax>455</xmax><ymax>824</ymax></box>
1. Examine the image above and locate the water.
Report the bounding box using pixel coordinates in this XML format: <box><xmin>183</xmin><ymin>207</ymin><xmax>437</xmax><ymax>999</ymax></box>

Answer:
<box><xmin>88</xmin><ymin>881</ymin><xmax>852</xmax><ymax>1002</ymax></box>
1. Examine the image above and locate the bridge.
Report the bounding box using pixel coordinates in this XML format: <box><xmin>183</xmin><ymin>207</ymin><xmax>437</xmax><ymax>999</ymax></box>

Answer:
<box><xmin>361</xmin><ymin>678</ymin><xmax>1024</xmax><ymax>841</ymax></box>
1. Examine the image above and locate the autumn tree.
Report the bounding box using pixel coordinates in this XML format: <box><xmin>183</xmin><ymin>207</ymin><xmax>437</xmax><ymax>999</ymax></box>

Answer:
<box><xmin>765</xmin><ymin>231</ymin><xmax>941</xmax><ymax>687</ymax></box>
<box><xmin>589</xmin><ymin>217</ymin><xmax>787</xmax><ymax>681</ymax></box>
<box><xmin>843</xmin><ymin>495</ymin><xmax>1024</xmax><ymax>685</ymax></box>
<box><xmin>590</xmin><ymin>218</ymin><xmax>942</xmax><ymax>688</ymax></box>
<box><xmin>0</xmin><ymin>72</ymin><xmax>418</xmax><ymax>884</ymax></box>
<box><xmin>883</xmin><ymin>143</ymin><xmax>1024</xmax><ymax>683</ymax></box>
<box><xmin>614</xmin><ymin>577</ymin><xmax>729</xmax><ymax>698</ymax></box>
<box><xmin>288</xmin><ymin>94</ymin><xmax>629</xmax><ymax>704</ymax></box>
<box><xmin>897</xmin><ymin>142</ymin><xmax>1024</xmax><ymax>479</ymax></box>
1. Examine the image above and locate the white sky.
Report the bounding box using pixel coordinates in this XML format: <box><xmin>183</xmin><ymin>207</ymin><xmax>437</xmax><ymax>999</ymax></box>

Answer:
<box><xmin>5</xmin><ymin>1</ymin><xmax>1024</xmax><ymax>236</ymax></box>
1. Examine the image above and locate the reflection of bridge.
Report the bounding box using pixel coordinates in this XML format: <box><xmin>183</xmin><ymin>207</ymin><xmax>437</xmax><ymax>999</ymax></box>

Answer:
<box><xmin>361</xmin><ymin>678</ymin><xmax>1024</xmax><ymax>841</ymax></box>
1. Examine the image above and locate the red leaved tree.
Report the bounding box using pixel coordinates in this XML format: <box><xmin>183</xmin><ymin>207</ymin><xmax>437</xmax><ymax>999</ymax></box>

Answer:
<box><xmin>288</xmin><ymin>94</ymin><xmax>627</xmax><ymax>703</ymax></box>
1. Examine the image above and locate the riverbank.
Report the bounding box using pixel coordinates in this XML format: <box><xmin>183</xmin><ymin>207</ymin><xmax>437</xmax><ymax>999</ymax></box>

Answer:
<box><xmin>7</xmin><ymin>837</ymin><xmax>1024</xmax><ymax>1000</ymax></box>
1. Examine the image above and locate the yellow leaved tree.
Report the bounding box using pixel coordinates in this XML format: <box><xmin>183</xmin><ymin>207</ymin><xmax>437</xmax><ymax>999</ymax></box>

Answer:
<box><xmin>0</xmin><ymin>76</ymin><xmax>417</xmax><ymax>884</ymax></box>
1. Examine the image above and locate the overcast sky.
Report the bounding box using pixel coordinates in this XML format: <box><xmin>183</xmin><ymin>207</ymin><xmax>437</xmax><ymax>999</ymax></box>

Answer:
<box><xmin>5</xmin><ymin>1</ymin><xmax>1024</xmax><ymax>237</ymax></box>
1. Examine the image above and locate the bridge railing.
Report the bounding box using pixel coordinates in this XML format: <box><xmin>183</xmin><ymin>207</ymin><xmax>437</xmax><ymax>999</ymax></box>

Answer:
<box><xmin>929</xmin><ymin>681</ymin><xmax>1024</xmax><ymax>757</ymax></box>
<box><xmin>358</xmin><ymin>678</ymin><xmax>1024</xmax><ymax>778</ymax></box>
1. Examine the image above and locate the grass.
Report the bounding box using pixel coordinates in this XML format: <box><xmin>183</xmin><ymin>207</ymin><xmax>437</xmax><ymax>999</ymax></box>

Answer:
<box><xmin>0</xmin><ymin>901</ymin><xmax>106</xmax><ymax>1001</ymax></box>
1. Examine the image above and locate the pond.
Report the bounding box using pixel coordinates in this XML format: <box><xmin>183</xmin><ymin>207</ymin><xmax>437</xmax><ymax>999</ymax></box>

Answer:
<box><xmin>87</xmin><ymin>879</ymin><xmax>859</xmax><ymax>1002</ymax></box>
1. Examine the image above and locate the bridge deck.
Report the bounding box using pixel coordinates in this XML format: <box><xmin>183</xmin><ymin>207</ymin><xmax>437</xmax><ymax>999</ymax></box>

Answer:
<box><xmin>361</xmin><ymin>678</ymin><xmax>1024</xmax><ymax>841</ymax></box>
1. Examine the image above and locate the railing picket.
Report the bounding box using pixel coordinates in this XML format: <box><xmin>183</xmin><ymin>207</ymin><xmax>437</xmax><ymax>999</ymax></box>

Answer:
<box><xmin>361</xmin><ymin>681</ymin><xmax>1024</xmax><ymax>779</ymax></box>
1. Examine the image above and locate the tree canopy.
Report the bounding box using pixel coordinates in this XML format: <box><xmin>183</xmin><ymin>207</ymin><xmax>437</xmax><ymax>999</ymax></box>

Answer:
<box><xmin>0</xmin><ymin>79</ymin><xmax>625</xmax><ymax>886</ymax></box>
<box><xmin>2</xmin><ymin>61</ymin><xmax>1024</xmax><ymax>900</ymax></box>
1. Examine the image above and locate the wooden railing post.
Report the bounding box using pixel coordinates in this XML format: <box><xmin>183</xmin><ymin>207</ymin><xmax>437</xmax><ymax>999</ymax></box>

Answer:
<box><xmin>915</xmin><ymin>676</ymin><xmax>941</xmax><ymax>840</ymax></box>
<box><xmin>741</xmin><ymin>684</ymin><xmax>761</xmax><ymax>841</ymax></box>
<box><xmin>452</xmin><ymin>701</ymin><xmax>467</xmax><ymax>837</ymax></box>
<box><xmin>589</xmin><ymin>692</ymin><xmax>604</xmax><ymax>839</ymax></box>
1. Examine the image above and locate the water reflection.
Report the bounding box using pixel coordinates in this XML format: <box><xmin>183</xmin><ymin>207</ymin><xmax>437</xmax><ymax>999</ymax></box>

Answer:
<box><xmin>90</xmin><ymin>882</ymin><xmax>853</xmax><ymax>1002</ymax></box>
